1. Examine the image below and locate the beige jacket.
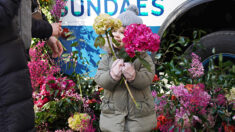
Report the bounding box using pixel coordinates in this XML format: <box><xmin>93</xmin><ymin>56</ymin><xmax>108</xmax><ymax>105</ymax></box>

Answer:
<box><xmin>95</xmin><ymin>53</ymin><xmax>157</xmax><ymax>132</ymax></box>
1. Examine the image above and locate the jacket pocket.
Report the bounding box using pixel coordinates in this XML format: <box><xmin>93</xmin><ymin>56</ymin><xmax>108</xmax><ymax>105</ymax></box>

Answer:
<box><xmin>134</xmin><ymin>100</ymin><xmax>155</xmax><ymax>118</ymax></box>
<box><xmin>101</xmin><ymin>98</ymin><xmax>115</xmax><ymax>114</ymax></box>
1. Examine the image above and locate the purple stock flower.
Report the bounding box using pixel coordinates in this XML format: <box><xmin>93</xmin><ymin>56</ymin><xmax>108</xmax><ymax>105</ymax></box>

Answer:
<box><xmin>51</xmin><ymin>0</ymin><xmax>66</xmax><ymax>22</ymax></box>
<box><xmin>188</xmin><ymin>52</ymin><xmax>204</xmax><ymax>78</ymax></box>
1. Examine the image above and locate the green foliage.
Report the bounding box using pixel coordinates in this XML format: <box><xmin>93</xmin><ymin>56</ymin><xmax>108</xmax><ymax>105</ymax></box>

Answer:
<box><xmin>156</xmin><ymin>28</ymin><xmax>206</xmax><ymax>63</ymax></box>
<box><xmin>136</xmin><ymin>53</ymin><xmax>151</xmax><ymax>72</ymax></box>
<box><xmin>94</xmin><ymin>35</ymin><xmax>105</xmax><ymax>48</ymax></box>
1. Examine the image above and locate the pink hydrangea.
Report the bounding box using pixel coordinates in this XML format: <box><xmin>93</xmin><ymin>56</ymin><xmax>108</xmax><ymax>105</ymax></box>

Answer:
<box><xmin>122</xmin><ymin>24</ymin><xmax>160</xmax><ymax>57</ymax></box>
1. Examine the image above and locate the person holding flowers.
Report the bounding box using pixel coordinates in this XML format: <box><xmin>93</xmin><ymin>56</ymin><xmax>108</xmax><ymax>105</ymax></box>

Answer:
<box><xmin>94</xmin><ymin>5</ymin><xmax>158</xmax><ymax>132</ymax></box>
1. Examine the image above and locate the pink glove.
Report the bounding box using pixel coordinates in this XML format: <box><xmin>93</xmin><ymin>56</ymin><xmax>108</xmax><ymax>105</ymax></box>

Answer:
<box><xmin>110</xmin><ymin>59</ymin><xmax>124</xmax><ymax>81</ymax></box>
<box><xmin>122</xmin><ymin>63</ymin><xmax>136</xmax><ymax>82</ymax></box>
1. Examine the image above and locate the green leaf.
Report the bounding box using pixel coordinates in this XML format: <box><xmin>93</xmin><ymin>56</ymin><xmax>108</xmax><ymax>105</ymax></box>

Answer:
<box><xmin>79</xmin><ymin>39</ymin><xmax>85</xmax><ymax>42</ymax></box>
<box><xmin>193</xmin><ymin>30</ymin><xmax>198</xmax><ymax>39</ymax></box>
<box><xmin>62</xmin><ymin>53</ymin><xmax>70</xmax><ymax>58</ymax></box>
<box><xmin>178</xmin><ymin>36</ymin><xmax>185</xmax><ymax>44</ymax></box>
<box><xmin>70</xmin><ymin>41</ymin><xmax>78</xmax><ymax>47</ymax></box>
<box><xmin>178</xmin><ymin>118</ymin><xmax>184</xmax><ymax>126</ymax></box>
<box><xmin>175</xmin><ymin>47</ymin><xmax>182</xmax><ymax>52</ymax></box>
<box><xmin>54</xmin><ymin>90</ymin><xmax>59</xmax><ymax>98</ymax></box>
<box><xmin>94</xmin><ymin>35</ymin><xmax>105</xmax><ymax>48</ymax></box>
<box><xmin>112</xmin><ymin>37</ymin><xmax>120</xmax><ymax>47</ymax></box>
<box><xmin>136</xmin><ymin>54</ymin><xmax>151</xmax><ymax>72</ymax></box>
<box><xmin>169</xmin><ymin>43</ymin><xmax>176</xmax><ymax>48</ymax></box>
<box><xmin>66</xmin><ymin>98</ymin><xmax>72</xmax><ymax>104</ymax></box>
<box><xmin>67</xmin><ymin>35</ymin><xmax>76</xmax><ymax>41</ymax></box>
<box><xmin>219</xmin><ymin>53</ymin><xmax>223</xmax><ymax>69</ymax></box>
<box><xmin>218</xmin><ymin>110</ymin><xmax>225</xmax><ymax>115</ymax></box>
<box><xmin>116</xmin><ymin>48</ymin><xmax>136</xmax><ymax>62</ymax></box>
<box><xmin>191</xmin><ymin>127</ymin><xmax>197</xmax><ymax>132</ymax></box>
<box><xmin>174</xmin><ymin>127</ymin><xmax>179</xmax><ymax>132</ymax></box>
<box><xmin>212</xmin><ymin>48</ymin><xmax>216</xmax><ymax>54</ymax></box>
<box><xmin>108</xmin><ymin>29</ymin><xmax>114</xmax><ymax>37</ymax></box>
<box><xmin>64</xmin><ymin>31</ymin><xmax>73</xmax><ymax>37</ymax></box>
<box><xmin>175</xmin><ymin>69</ymin><xmax>181</xmax><ymax>75</ymax></box>
<box><xmin>168</xmin><ymin>125</ymin><xmax>175</xmax><ymax>131</ymax></box>
<box><xmin>68</xmin><ymin>62</ymin><xmax>71</xmax><ymax>69</ymax></box>
<box><xmin>155</xmin><ymin>53</ymin><xmax>162</xmax><ymax>59</ymax></box>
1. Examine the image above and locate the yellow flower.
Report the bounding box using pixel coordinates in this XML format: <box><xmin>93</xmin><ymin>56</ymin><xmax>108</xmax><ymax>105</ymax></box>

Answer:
<box><xmin>93</xmin><ymin>13</ymin><xmax>122</xmax><ymax>35</ymax></box>
<box><xmin>113</xmin><ymin>18</ymin><xmax>122</xmax><ymax>30</ymax></box>
<box><xmin>68</xmin><ymin>113</ymin><xmax>91</xmax><ymax>131</ymax></box>
<box><xmin>225</xmin><ymin>87</ymin><xmax>235</xmax><ymax>102</ymax></box>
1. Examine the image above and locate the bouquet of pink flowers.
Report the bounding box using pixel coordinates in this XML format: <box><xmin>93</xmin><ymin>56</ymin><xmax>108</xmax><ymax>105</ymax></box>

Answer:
<box><xmin>117</xmin><ymin>24</ymin><xmax>160</xmax><ymax>71</ymax></box>
<box><xmin>123</xmin><ymin>24</ymin><xmax>160</xmax><ymax>58</ymax></box>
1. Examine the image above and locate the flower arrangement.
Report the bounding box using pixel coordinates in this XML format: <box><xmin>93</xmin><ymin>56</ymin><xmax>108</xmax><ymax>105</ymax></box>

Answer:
<box><xmin>68</xmin><ymin>113</ymin><xmax>92</xmax><ymax>131</ymax></box>
<box><xmin>29</xmin><ymin>41</ymin><xmax>100</xmax><ymax>131</ymax></box>
<box><xmin>152</xmin><ymin>52</ymin><xmax>235</xmax><ymax>131</ymax></box>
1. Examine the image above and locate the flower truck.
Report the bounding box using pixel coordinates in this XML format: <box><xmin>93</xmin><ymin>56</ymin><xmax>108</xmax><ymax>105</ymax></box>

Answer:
<box><xmin>60</xmin><ymin>0</ymin><xmax>235</xmax><ymax>75</ymax></box>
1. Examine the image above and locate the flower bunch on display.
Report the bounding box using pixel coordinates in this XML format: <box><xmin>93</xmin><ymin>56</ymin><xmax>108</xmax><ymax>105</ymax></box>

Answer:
<box><xmin>30</xmin><ymin>1</ymin><xmax>102</xmax><ymax>131</ymax></box>
<box><xmin>29</xmin><ymin>42</ymin><xmax>100</xmax><ymax>131</ymax></box>
<box><xmin>123</xmin><ymin>24</ymin><xmax>160</xmax><ymax>58</ymax></box>
<box><xmin>51</xmin><ymin>0</ymin><xmax>67</xmax><ymax>22</ymax></box>
<box><xmin>68</xmin><ymin>113</ymin><xmax>94</xmax><ymax>131</ymax></box>
<box><xmin>33</xmin><ymin>76</ymin><xmax>79</xmax><ymax>108</ymax></box>
<box><xmin>28</xmin><ymin>41</ymin><xmax>60</xmax><ymax>90</ymax></box>
<box><xmin>151</xmin><ymin>52</ymin><xmax>235</xmax><ymax>131</ymax></box>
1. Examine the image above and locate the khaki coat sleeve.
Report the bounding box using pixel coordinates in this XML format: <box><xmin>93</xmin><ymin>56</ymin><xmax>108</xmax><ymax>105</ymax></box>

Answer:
<box><xmin>94</xmin><ymin>54</ymin><xmax>119</xmax><ymax>91</ymax></box>
<box><xmin>129</xmin><ymin>54</ymin><xmax>155</xmax><ymax>90</ymax></box>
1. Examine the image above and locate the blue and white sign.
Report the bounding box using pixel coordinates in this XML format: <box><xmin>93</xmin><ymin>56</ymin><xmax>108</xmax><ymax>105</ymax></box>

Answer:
<box><xmin>60</xmin><ymin>0</ymin><xmax>187</xmax><ymax>76</ymax></box>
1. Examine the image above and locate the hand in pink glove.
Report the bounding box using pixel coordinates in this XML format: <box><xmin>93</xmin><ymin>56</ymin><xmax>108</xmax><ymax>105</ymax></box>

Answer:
<box><xmin>122</xmin><ymin>63</ymin><xmax>136</xmax><ymax>82</ymax></box>
<box><xmin>110</xmin><ymin>59</ymin><xmax>124</xmax><ymax>81</ymax></box>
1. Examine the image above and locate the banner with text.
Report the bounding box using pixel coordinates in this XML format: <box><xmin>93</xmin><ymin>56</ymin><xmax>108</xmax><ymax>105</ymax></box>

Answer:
<box><xmin>60</xmin><ymin>0</ymin><xmax>187</xmax><ymax>76</ymax></box>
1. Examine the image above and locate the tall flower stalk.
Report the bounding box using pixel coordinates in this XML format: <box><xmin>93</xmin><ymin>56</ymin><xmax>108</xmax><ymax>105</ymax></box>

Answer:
<box><xmin>51</xmin><ymin>0</ymin><xmax>67</xmax><ymax>22</ymax></box>
<box><xmin>188</xmin><ymin>52</ymin><xmax>204</xmax><ymax>78</ymax></box>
